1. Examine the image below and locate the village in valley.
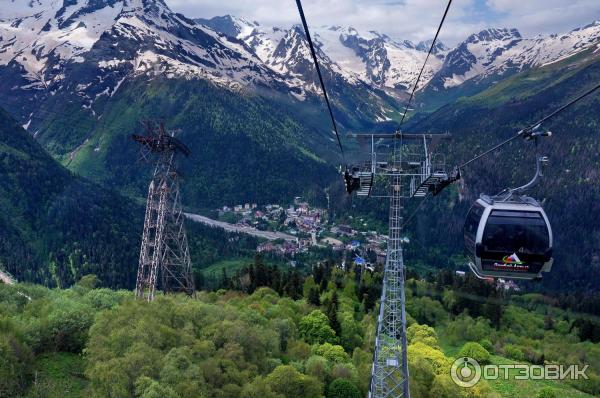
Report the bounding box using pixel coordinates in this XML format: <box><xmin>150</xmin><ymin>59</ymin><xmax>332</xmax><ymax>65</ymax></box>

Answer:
<box><xmin>216</xmin><ymin>197</ymin><xmax>388</xmax><ymax>267</ymax></box>
<box><xmin>211</xmin><ymin>197</ymin><xmax>520</xmax><ymax>291</ymax></box>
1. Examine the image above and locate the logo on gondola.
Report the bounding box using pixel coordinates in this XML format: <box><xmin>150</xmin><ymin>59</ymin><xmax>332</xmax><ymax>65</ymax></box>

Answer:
<box><xmin>502</xmin><ymin>253</ymin><xmax>523</xmax><ymax>265</ymax></box>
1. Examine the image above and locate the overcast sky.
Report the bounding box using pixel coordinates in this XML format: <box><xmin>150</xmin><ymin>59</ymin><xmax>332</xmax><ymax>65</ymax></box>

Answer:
<box><xmin>165</xmin><ymin>0</ymin><xmax>600</xmax><ymax>46</ymax></box>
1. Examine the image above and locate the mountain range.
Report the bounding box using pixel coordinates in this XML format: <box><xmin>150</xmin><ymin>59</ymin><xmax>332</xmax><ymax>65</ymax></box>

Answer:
<box><xmin>0</xmin><ymin>0</ymin><xmax>599</xmax><ymax>292</ymax></box>
<box><xmin>1</xmin><ymin>1</ymin><xmax>599</xmax><ymax>129</ymax></box>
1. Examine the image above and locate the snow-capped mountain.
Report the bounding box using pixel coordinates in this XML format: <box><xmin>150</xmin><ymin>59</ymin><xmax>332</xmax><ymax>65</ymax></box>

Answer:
<box><xmin>198</xmin><ymin>14</ymin><xmax>600</xmax><ymax>97</ymax></box>
<box><xmin>197</xmin><ymin>15</ymin><xmax>444</xmax><ymax>94</ymax></box>
<box><xmin>430</xmin><ymin>22</ymin><xmax>600</xmax><ymax>90</ymax></box>
<box><xmin>0</xmin><ymin>1</ymin><xmax>599</xmax><ymax>127</ymax></box>
<box><xmin>318</xmin><ymin>26</ymin><xmax>442</xmax><ymax>91</ymax></box>
<box><xmin>0</xmin><ymin>0</ymin><xmax>285</xmax><ymax>118</ymax></box>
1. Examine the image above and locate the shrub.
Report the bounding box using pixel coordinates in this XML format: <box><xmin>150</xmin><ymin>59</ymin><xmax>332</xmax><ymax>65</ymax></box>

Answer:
<box><xmin>430</xmin><ymin>374</ymin><xmax>463</xmax><ymax>397</ymax></box>
<box><xmin>445</xmin><ymin>314</ymin><xmax>493</xmax><ymax>345</ymax></box>
<box><xmin>0</xmin><ymin>319</ymin><xmax>33</xmax><ymax>396</ymax></box>
<box><xmin>331</xmin><ymin>362</ymin><xmax>358</xmax><ymax>384</ymax></box>
<box><xmin>326</xmin><ymin>379</ymin><xmax>361</xmax><ymax>398</ymax></box>
<box><xmin>45</xmin><ymin>302</ymin><xmax>95</xmax><ymax>352</ymax></box>
<box><xmin>408</xmin><ymin>342</ymin><xmax>452</xmax><ymax>375</ymax></box>
<box><xmin>305</xmin><ymin>355</ymin><xmax>330</xmax><ymax>382</ymax></box>
<box><xmin>503</xmin><ymin>344</ymin><xmax>525</xmax><ymax>361</ymax></box>
<box><xmin>479</xmin><ymin>339</ymin><xmax>494</xmax><ymax>353</ymax></box>
<box><xmin>299</xmin><ymin>310</ymin><xmax>337</xmax><ymax>345</ymax></box>
<box><xmin>536</xmin><ymin>386</ymin><xmax>557</xmax><ymax>398</ymax></box>
<box><xmin>407</xmin><ymin>296</ymin><xmax>448</xmax><ymax>326</ymax></box>
<box><xmin>266</xmin><ymin>365</ymin><xmax>322</xmax><ymax>398</ymax></box>
<box><xmin>313</xmin><ymin>343</ymin><xmax>350</xmax><ymax>364</ymax></box>
<box><xmin>407</xmin><ymin>324</ymin><xmax>439</xmax><ymax>348</ymax></box>
<box><xmin>458</xmin><ymin>342</ymin><xmax>490</xmax><ymax>364</ymax></box>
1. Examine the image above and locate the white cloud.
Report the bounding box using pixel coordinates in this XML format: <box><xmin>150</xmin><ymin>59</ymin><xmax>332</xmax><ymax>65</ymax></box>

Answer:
<box><xmin>166</xmin><ymin>0</ymin><xmax>486</xmax><ymax>45</ymax></box>
<box><xmin>165</xmin><ymin>0</ymin><xmax>600</xmax><ymax>45</ymax></box>
<box><xmin>486</xmin><ymin>0</ymin><xmax>600</xmax><ymax>37</ymax></box>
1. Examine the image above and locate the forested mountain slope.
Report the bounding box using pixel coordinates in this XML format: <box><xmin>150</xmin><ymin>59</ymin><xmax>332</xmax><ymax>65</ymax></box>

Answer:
<box><xmin>32</xmin><ymin>77</ymin><xmax>339</xmax><ymax>208</ymax></box>
<box><xmin>0</xmin><ymin>106</ymin><xmax>267</xmax><ymax>288</ymax></box>
<box><xmin>0</xmin><ymin>107</ymin><xmax>141</xmax><ymax>288</ymax></box>
<box><xmin>404</xmin><ymin>47</ymin><xmax>600</xmax><ymax>292</ymax></box>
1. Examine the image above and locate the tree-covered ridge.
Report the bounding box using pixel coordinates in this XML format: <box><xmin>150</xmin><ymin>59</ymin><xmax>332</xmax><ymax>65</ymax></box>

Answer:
<box><xmin>399</xmin><ymin>49</ymin><xmax>600</xmax><ymax>293</ymax></box>
<box><xmin>32</xmin><ymin>77</ymin><xmax>338</xmax><ymax>208</ymax></box>
<box><xmin>0</xmin><ymin>106</ymin><xmax>267</xmax><ymax>290</ymax></box>
<box><xmin>1</xmin><ymin>263</ymin><xmax>598</xmax><ymax>398</ymax></box>
<box><xmin>0</xmin><ymin>107</ymin><xmax>141</xmax><ymax>288</ymax></box>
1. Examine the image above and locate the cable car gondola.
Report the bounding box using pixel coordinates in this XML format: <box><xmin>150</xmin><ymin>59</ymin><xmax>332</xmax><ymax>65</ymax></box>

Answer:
<box><xmin>464</xmin><ymin>195</ymin><xmax>553</xmax><ymax>280</ymax></box>
<box><xmin>463</xmin><ymin>154</ymin><xmax>553</xmax><ymax>280</ymax></box>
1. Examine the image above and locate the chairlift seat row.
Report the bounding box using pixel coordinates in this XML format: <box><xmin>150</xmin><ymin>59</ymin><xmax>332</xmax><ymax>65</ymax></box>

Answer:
<box><xmin>344</xmin><ymin>166</ymin><xmax>374</xmax><ymax>196</ymax></box>
<box><xmin>411</xmin><ymin>172</ymin><xmax>448</xmax><ymax>198</ymax></box>
<box><xmin>357</xmin><ymin>172</ymin><xmax>374</xmax><ymax>196</ymax></box>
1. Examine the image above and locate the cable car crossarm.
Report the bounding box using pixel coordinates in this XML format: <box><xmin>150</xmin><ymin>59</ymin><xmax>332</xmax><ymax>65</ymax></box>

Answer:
<box><xmin>348</xmin><ymin>132</ymin><xmax>452</xmax><ymax>140</ymax></box>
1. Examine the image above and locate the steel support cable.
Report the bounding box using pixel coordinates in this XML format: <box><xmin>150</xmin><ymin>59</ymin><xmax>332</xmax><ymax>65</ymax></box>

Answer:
<box><xmin>458</xmin><ymin>81</ymin><xmax>600</xmax><ymax>169</ymax></box>
<box><xmin>396</xmin><ymin>80</ymin><xmax>600</xmax><ymax>228</ymax></box>
<box><xmin>295</xmin><ymin>0</ymin><xmax>345</xmax><ymax>160</ymax></box>
<box><xmin>401</xmin><ymin>194</ymin><xmax>431</xmax><ymax>229</ymax></box>
<box><xmin>398</xmin><ymin>0</ymin><xmax>453</xmax><ymax>128</ymax></box>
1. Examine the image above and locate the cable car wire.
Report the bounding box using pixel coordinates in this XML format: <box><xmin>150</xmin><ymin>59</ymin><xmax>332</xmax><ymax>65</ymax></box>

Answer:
<box><xmin>405</xmin><ymin>82</ymin><xmax>600</xmax><ymax>226</ymax></box>
<box><xmin>525</xmin><ymin>81</ymin><xmax>600</xmax><ymax>131</ymax></box>
<box><xmin>458</xmin><ymin>82</ymin><xmax>600</xmax><ymax>169</ymax></box>
<box><xmin>295</xmin><ymin>0</ymin><xmax>345</xmax><ymax>160</ymax></box>
<box><xmin>401</xmin><ymin>195</ymin><xmax>431</xmax><ymax>229</ymax></box>
<box><xmin>398</xmin><ymin>0</ymin><xmax>453</xmax><ymax>128</ymax></box>
<box><xmin>458</xmin><ymin>132</ymin><xmax>522</xmax><ymax>169</ymax></box>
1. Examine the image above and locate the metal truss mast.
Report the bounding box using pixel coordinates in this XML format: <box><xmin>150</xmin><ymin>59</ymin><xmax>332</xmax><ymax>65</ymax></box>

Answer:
<box><xmin>133</xmin><ymin>122</ymin><xmax>195</xmax><ymax>301</ymax></box>
<box><xmin>345</xmin><ymin>131</ymin><xmax>451</xmax><ymax>398</ymax></box>
<box><xmin>371</xmin><ymin>174</ymin><xmax>410</xmax><ymax>398</ymax></box>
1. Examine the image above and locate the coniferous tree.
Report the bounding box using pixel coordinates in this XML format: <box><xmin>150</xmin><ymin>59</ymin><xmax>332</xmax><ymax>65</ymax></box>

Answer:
<box><xmin>308</xmin><ymin>287</ymin><xmax>321</xmax><ymax>306</ymax></box>
<box><xmin>327</xmin><ymin>291</ymin><xmax>341</xmax><ymax>337</ymax></box>
<box><xmin>220</xmin><ymin>269</ymin><xmax>230</xmax><ymax>290</ymax></box>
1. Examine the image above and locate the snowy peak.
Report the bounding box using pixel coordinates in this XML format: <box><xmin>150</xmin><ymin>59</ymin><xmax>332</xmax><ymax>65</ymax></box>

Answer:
<box><xmin>198</xmin><ymin>16</ymin><xmax>443</xmax><ymax>93</ymax></box>
<box><xmin>195</xmin><ymin>15</ymin><xmax>258</xmax><ymax>39</ymax></box>
<box><xmin>332</xmin><ymin>26</ymin><xmax>442</xmax><ymax>90</ymax></box>
<box><xmin>466</xmin><ymin>28</ymin><xmax>522</xmax><ymax>44</ymax></box>
<box><xmin>0</xmin><ymin>0</ymin><xmax>286</xmax><ymax>114</ymax></box>
<box><xmin>1</xmin><ymin>5</ymin><xmax>599</xmax><ymax>122</ymax></box>
<box><xmin>270</xmin><ymin>25</ymin><xmax>318</xmax><ymax>75</ymax></box>
<box><xmin>0</xmin><ymin>0</ymin><xmax>126</xmax><ymax>78</ymax></box>
<box><xmin>191</xmin><ymin>14</ymin><xmax>600</xmax><ymax>95</ymax></box>
<box><xmin>431</xmin><ymin>23</ymin><xmax>600</xmax><ymax>89</ymax></box>
<box><xmin>416</xmin><ymin>39</ymin><xmax>449</xmax><ymax>54</ymax></box>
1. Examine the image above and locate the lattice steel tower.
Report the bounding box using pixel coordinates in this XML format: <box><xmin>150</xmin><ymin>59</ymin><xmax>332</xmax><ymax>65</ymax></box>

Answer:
<box><xmin>370</xmin><ymin>173</ymin><xmax>410</xmax><ymax>398</ymax></box>
<box><xmin>133</xmin><ymin>122</ymin><xmax>195</xmax><ymax>301</ymax></box>
<box><xmin>344</xmin><ymin>131</ymin><xmax>451</xmax><ymax>398</ymax></box>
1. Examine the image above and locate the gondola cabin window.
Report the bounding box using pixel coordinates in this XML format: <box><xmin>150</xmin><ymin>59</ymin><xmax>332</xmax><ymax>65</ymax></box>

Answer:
<box><xmin>482</xmin><ymin>210</ymin><xmax>550</xmax><ymax>254</ymax></box>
